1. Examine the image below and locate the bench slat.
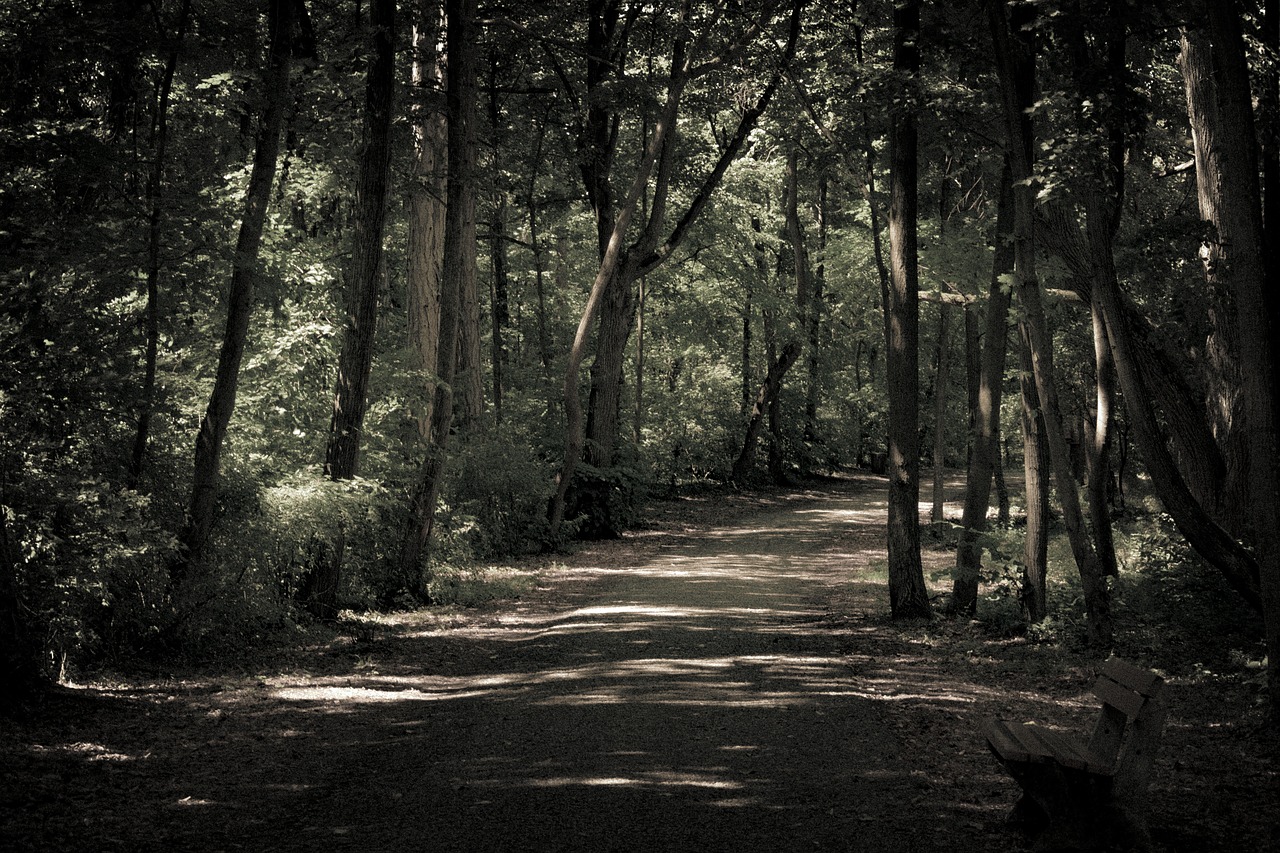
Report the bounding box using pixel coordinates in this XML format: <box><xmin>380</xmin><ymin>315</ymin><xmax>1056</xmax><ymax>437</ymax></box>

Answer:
<box><xmin>1030</xmin><ymin>725</ymin><xmax>1112</xmax><ymax>774</ymax></box>
<box><xmin>1092</xmin><ymin>673</ymin><xmax>1146</xmax><ymax>719</ymax></box>
<box><xmin>984</xmin><ymin>718</ymin><xmax>1031</xmax><ymax>763</ymax></box>
<box><xmin>1003</xmin><ymin>721</ymin><xmax>1056</xmax><ymax>764</ymax></box>
<box><xmin>1101</xmin><ymin>657</ymin><xmax>1164</xmax><ymax>698</ymax></box>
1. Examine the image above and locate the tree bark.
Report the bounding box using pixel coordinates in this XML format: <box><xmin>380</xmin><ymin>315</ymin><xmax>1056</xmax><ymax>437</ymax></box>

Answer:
<box><xmin>992</xmin><ymin>0</ymin><xmax>1112</xmax><ymax>645</ymax></box>
<box><xmin>1184</xmin><ymin>0</ymin><xmax>1280</xmax><ymax>713</ymax></box>
<box><xmin>485</xmin><ymin>55</ymin><xmax>510</xmax><ymax>426</ymax></box>
<box><xmin>178</xmin><ymin>0</ymin><xmax>294</xmax><ymax>572</ymax></box>
<box><xmin>929</xmin><ymin>301</ymin><xmax>951</xmax><ymax>524</ymax></box>
<box><xmin>950</xmin><ymin>158</ymin><xmax>1014</xmax><ymax>615</ymax></box>
<box><xmin>407</xmin><ymin>0</ymin><xmax>446</xmax><ymax>440</ymax></box>
<box><xmin>885</xmin><ymin>0</ymin><xmax>931</xmax><ymax>620</ymax></box>
<box><xmin>324</xmin><ymin>0</ymin><xmax>396</xmax><ymax>480</ymax></box>
<box><xmin>1179</xmin><ymin>25</ymin><xmax>1249</xmax><ymax>523</ymax></box>
<box><xmin>1018</xmin><ymin>332</ymin><xmax>1050</xmax><ymax>623</ymax></box>
<box><xmin>1085</xmin><ymin>296</ymin><xmax>1119</xmax><ymax>577</ymax></box>
<box><xmin>399</xmin><ymin>0</ymin><xmax>477</xmax><ymax>584</ymax></box>
<box><xmin>804</xmin><ymin>172</ymin><xmax>827</xmax><ymax>445</ymax></box>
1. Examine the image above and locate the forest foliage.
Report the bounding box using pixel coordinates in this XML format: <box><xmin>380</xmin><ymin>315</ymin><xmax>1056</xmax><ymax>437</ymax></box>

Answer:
<box><xmin>1</xmin><ymin>0</ymin><xmax>1276</xmax><ymax>711</ymax></box>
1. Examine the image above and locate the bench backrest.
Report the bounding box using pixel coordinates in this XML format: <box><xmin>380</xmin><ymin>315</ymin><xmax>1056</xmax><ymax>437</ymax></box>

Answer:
<box><xmin>1087</xmin><ymin>657</ymin><xmax>1166</xmax><ymax>798</ymax></box>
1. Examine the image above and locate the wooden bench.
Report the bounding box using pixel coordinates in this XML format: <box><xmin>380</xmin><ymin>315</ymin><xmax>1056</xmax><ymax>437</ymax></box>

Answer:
<box><xmin>983</xmin><ymin>658</ymin><xmax>1166</xmax><ymax>851</ymax></box>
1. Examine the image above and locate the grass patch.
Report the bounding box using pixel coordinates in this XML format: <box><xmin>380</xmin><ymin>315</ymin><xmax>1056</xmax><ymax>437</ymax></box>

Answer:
<box><xmin>427</xmin><ymin>564</ymin><xmax>539</xmax><ymax>607</ymax></box>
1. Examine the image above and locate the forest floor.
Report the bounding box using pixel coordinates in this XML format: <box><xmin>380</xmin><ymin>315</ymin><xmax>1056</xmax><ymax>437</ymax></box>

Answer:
<box><xmin>2</xmin><ymin>472</ymin><xmax>1278</xmax><ymax>852</ymax></box>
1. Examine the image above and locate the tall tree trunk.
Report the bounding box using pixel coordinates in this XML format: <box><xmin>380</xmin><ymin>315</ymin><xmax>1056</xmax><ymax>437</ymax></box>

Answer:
<box><xmin>885</xmin><ymin>0</ymin><xmax>931</xmax><ymax>619</ymax></box>
<box><xmin>1179</xmin><ymin>25</ymin><xmax>1249</xmax><ymax>523</ymax></box>
<box><xmin>929</xmin><ymin>302</ymin><xmax>952</xmax><ymax>523</ymax></box>
<box><xmin>486</xmin><ymin>56</ymin><xmax>509</xmax><ymax>426</ymax></box>
<box><xmin>992</xmin><ymin>0</ymin><xmax>1112</xmax><ymax>645</ymax></box>
<box><xmin>548</xmin><ymin>0</ymin><xmax>802</xmax><ymax>539</ymax></box>
<box><xmin>1018</xmin><ymin>334</ymin><xmax>1050</xmax><ymax>622</ymax></box>
<box><xmin>1185</xmin><ymin>0</ymin><xmax>1280</xmax><ymax>714</ymax></box>
<box><xmin>399</xmin><ymin>0</ymin><xmax>478</xmax><ymax>585</ymax></box>
<box><xmin>805</xmin><ymin>172</ymin><xmax>827</xmax><ymax>444</ymax></box>
<box><xmin>634</xmin><ymin>274</ymin><xmax>646</xmax><ymax>443</ymax></box>
<box><xmin>1085</xmin><ymin>296</ymin><xmax>1119</xmax><ymax>576</ymax></box>
<box><xmin>130</xmin><ymin>0</ymin><xmax>192</xmax><ymax>485</ymax></box>
<box><xmin>488</xmin><ymin>192</ymin><xmax>509</xmax><ymax>426</ymax></box>
<box><xmin>407</xmin><ymin>0</ymin><xmax>446</xmax><ymax>440</ymax></box>
<box><xmin>324</xmin><ymin>0</ymin><xmax>396</xmax><ymax>480</ymax></box>
<box><xmin>178</xmin><ymin>0</ymin><xmax>294</xmax><ymax>572</ymax></box>
<box><xmin>732</xmin><ymin>150</ymin><xmax>811</xmax><ymax>485</ymax></box>
<box><xmin>950</xmin><ymin>158</ymin><xmax>1014</xmax><ymax>614</ymax></box>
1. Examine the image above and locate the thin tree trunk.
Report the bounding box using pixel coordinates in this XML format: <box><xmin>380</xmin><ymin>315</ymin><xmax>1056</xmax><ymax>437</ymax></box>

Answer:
<box><xmin>1086</xmin><ymin>296</ymin><xmax>1119</xmax><ymax>576</ymax></box>
<box><xmin>528</xmin><ymin>118</ymin><xmax>552</xmax><ymax>381</ymax></box>
<box><xmin>634</xmin><ymin>275</ymin><xmax>645</xmax><ymax>443</ymax></box>
<box><xmin>1018</xmin><ymin>332</ymin><xmax>1050</xmax><ymax>623</ymax></box>
<box><xmin>489</xmin><ymin>193</ymin><xmax>509</xmax><ymax>426</ymax></box>
<box><xmin>930</xmin><ymin>302</ymin><xmax>952</xmax><ymax>523</ymax></box>
<box><xmin>992</xmin><ymin>0</ymin><xmax>1112</xmax><ymax>645</ymax></box>
<box><xmin>324</xmin><ymin>0</ymin><xmax>396</xmax><ymax>480</ymax></box>
<box><xmin>733</xmin><ymin>150</ymin><xmax>810</xmax><ymax>485</ymax></box>
<box><xmin>885</xmin><ymin>0</ymin><xmax>931</xmax><ymax>619</ymax></box>
<box><xmin>130</xmin><ymin>0</ymin><xmax>192</xmax><ymax>485</ymax></box>
<box><xmin>407</xmin><ymin>0</ymin><xmax>446</xmax><ymax>440</ymax></box>
<box><xmin>951</xmin><ymin>158</ymin><xmax>1014</xmax><ymax>614</ymax></box>
<box><xmin>399</xmin><ymin>0</ymin><xmax>477</xmax><ymax>584</ymax></box>
<box><xmin>805</xmin><ymin>173</ymin><xmax>827</xmax><ymax>444</ymax></box>
<box><xmin>178</xmin><ymin>0</ymin><xmax>293</xmax><ymax>572</ymax></box>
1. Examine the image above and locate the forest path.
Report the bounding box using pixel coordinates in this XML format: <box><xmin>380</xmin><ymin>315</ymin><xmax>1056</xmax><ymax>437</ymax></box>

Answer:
<box><xmin>2</xmin><ymin>475</ymin><xmax>1026</xmax><ymax>852</ymax></box>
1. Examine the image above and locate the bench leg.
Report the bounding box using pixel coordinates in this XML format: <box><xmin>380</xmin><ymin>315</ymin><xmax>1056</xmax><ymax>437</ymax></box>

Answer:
<box><xmin>999</xmin><ymin>761</ymin><xmax>1134</xmax><ymax>852</ymax></box>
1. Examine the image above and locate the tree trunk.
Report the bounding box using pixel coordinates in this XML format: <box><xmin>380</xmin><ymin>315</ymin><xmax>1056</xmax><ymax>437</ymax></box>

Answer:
<box><xmin>548</xmin><ymin>0</ymin><xmax>802</xmax><ymax>540</ymax></box>
<box><xmin>930</xmin><ymin>302</ymin><xmax>952</xmax><ymax>523</ymax></box>
<box><xmin>885</xmin><ymin>0</ymin><xmax>931</xmax><ymax>620</ymax></box>
<box><xmin>407</xmin><ymin>0</ymin><xmax>446</xmax><ymax>440</ymax></box>
<box><xmin>732</xmin><ymin>150</ymin><xmax>811</xmax><ymax>485</ymax></box>
<box><xmin>1085</xmin><ymin>296</ymin><xmax>1119</xmax><ymax>576</ymax></box>
<box><xmin>1018</xmin><ymin>333</ymin><xmax>1050</xmax><ymax>623</ymax></box>
<box><xmin>1179</xmin><ymin>25</ymin><xmax>1249</xmax><ymax>524</ymax></box>
<box><xmin>805</xmin><ymin>173</ymin><xmax>827</xmax><ymax>445</ymax></box>
<box><xmin>178</xmin><ymin>0</ymin><xmax>294</xmax><ymax>572</ymax></box>
<box><xmin>992</xmin><ymin>0</ymin><xmax>1112</xmax><ymax>645</ymax></box>
<box><xmin>734</xmin><ymin>343</ymin><xmax>802</xmax><ymax>484</ymax></box>
<box><xmin>951</xmin><ymin>158</ymin><xmax>1014</xmax><ymax>614</ymax></box>
<box><xmin>130</xmin><ymin>0</ymin><xmax>192</xmax><ymax>485</ymax></box>
<box><xmin>324</xmin><ymin>0</ymin><xmax>396</xmax><ymax>480</ymax></box>
<box><xmin>1185</xmin><ymin>0</ymin><xmax>1280</xmax><ymax>714</ymax></box>
<box><xmin>399</xmin><ymin>0</ymin><xmax>477</xmax><ymax>585</ymax></box>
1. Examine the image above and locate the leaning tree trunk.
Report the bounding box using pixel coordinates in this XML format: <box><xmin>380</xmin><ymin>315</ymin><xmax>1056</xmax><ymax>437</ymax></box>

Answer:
<box><xmin>951</xmin><ymin>158</ymin><xmax>1014</xmax><ymax>615</ymax></box>
<box><xmin>733</xmin><ymin>150</ymin><xmax>811</xmax><ymax>485</ymax></box>
<box><xmin>325</xmin><ymin>0</ymin><xmax>396</xmax><ymax>480</ymax></box>
<box><xmin>399</xmin><ymin>0</ymin><xmax>477</xmax><ymax>587</ymax></box>
<box><xmin>992</xmin><ymin>0</ymin><xmax>1112</xmax><ymax>645</ymax></box>
<box><xmin>884</xmin><ymin>0</ymin><xmax>931</xmax><ymax>619</ymax></box>
<box><xmin>178</xmin><ymin>0</ymin><xmax>293</xmax><ymax>573</ymax></box>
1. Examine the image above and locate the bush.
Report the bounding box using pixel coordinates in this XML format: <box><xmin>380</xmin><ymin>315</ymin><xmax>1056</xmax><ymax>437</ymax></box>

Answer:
<box><xmin>440</xmin><ymin>431</ymin><xmax>554</xmax><ymax>557</ymax></box>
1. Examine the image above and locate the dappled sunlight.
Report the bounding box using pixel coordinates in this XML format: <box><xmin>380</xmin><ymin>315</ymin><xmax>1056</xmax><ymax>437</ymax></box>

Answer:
<box><xmin>521</xmin><ymin>771</ymin><xmax>745</xmax><ymax>791</ymax></box>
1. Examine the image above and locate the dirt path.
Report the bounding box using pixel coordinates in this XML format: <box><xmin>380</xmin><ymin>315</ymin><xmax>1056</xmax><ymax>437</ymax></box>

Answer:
<box><xmin>8</xmin><ymin>476</ymin><xmax>1272</xmax><ymax>852</ymax></box>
